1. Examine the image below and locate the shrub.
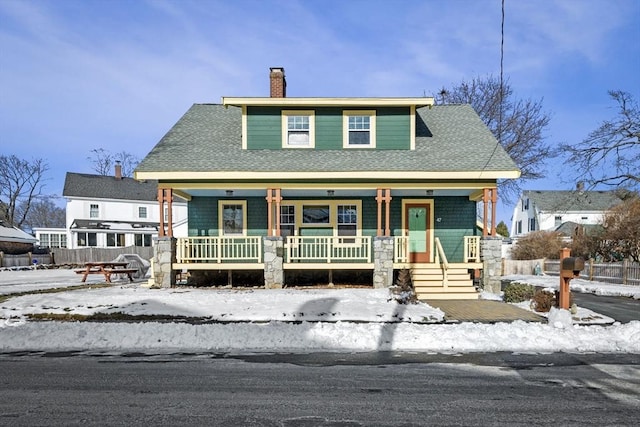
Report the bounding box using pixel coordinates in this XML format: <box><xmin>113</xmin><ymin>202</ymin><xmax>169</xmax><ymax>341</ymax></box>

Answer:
<box><xmin>390</xmin><ymin>268</ymin><xmax>417</xmax><ymax>304</ymax></box>
<box><xmin>503</xmin><ymin>282</ymin><xmax>535</xmax><ymax>303</ymax></box>
<box><xmin>511</xmin><ymin>231</ymin><xmax>565</xmax><ymax>260</ymax></box>
<box><xmin>531</xmin><ymin>289</ymin><xmax>555</xmax><ymax>312</ymax></box>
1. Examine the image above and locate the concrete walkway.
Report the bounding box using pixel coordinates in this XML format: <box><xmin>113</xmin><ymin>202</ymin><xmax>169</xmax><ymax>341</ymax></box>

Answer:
<box><xmin>425</xmin><ymin>299</ymin><xmax>546</xmax><ymax>323</ymax></box>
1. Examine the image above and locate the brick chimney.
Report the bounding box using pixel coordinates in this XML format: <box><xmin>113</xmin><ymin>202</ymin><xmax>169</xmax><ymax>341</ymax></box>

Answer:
<box><xmin>115</xmin><ymin>161</ymin><xmax>122</xmax><ymax>179</ymax></box>
<box><xmin>269</xmin><ymin>67</ymin><xmax>286</xmax><ymax>98</ymax></box>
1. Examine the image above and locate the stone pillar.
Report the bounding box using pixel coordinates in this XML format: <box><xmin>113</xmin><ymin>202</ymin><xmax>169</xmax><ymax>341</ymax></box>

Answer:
<box><xmin>263</xmin><ymin>236</ymin><xmax>284</xmax><ymax>289</ymax></box>
<box><xmin>151</xmin><ymin>237</ymin><xmax>176</xmax><ymax>288</ymax></box>
<box><xmin>373</xmin><ymin>236</ymin><xmax>394</xmax><ymax>288</ymax></box>
<box><xmin>481</xmin><ymin>236</ymin><xmax>502</xmax><ymax>293</ymax></box>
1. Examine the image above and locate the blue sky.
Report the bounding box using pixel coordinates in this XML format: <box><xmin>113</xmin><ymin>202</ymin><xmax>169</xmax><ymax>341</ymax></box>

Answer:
<box><xmin>1</xmin><ymin>0</ymin><xmax>638</xmax><ymax>225</ymax></box>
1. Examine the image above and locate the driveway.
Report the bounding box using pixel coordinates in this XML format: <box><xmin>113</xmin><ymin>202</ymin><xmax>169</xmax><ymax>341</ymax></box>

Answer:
<box><xmin>571</xmin><ymin>292</ymin><xmax>640</xmax><ymax>323</ymax></box>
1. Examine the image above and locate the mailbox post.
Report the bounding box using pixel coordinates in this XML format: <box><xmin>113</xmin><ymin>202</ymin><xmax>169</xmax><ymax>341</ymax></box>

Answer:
<box><xmin>558</xmin><ymin>248</ymin><xmax>585</xmax><ymax>310</ymax></box>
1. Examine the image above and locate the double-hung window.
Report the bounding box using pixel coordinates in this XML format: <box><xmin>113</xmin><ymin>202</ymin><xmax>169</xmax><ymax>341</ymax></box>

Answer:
<box><xmin>89</xmin><ymin>204</ymin><xmax>99</xmax><ymax>219</ymax></box>
<box><xmin>280</xmin><ymin>205</ymin><xmax>295</xmax><ymax>237</ymax></box>
<box><xmin>138</xmin><ymin>206</ymin><xmax>147</xmax><ymax>219</ymax></box>
<box><xmin>343</xmin><ymin>110</ymin><xmax>376</xmax><ymax>148</ymax></box>
<box><xmin>282</xmin><ymin>110</ymin><xmax>315</xmax><ymax>148</ymax></box>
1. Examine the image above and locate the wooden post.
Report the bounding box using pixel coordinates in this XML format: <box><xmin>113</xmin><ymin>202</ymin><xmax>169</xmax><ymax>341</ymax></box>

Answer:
<box><xmin>266</xmin><ymin>188</ymin><xmax>273</xmax><ymax>237</ymax></box>
<box><xmin>384</xmin><ymin>189</ymin><xmax>392</xmax><ymax>237</ymax></box>
<box><xmin>482</xmin><ymin>188</ymin><xmax>489</xmax><ymax>236</ymax></box>
<box><xmin>275</xmin><ymin>188</ymin><xmax>282</xmax><ymax>237</ymax></box>
<box><xmin>165</xmin><ymin>188</ymin><xmax>174</xmax><ymax>237</ymax></box>
<box><xmin>157</xmin><ymin>188</ymin><xmax>165</xmax><ymax>237</ymax></box>
<box><xmin>376</xmin><ymin>188</ymin><xmax>383</xmax><ymax>237</ymax></box>
<box><xmin>490</xmin><ymin>188</ymin><xmax>497</xmax><ymax>237</ymax></box>
<box><xmin>558</xmin><ymin>247</ymin><xmax>572</xmax><ymax>309</ymax></box>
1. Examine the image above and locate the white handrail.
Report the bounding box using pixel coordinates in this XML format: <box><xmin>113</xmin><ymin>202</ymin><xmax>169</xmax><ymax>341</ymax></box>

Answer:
<box><xmin>434</xmin><ymin>237</ymin><xmax>449</xmax><ymax>287</ymax></box>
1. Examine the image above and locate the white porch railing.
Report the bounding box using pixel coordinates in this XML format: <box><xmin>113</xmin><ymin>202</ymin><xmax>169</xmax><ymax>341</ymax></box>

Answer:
<box><xmin>394</xmin><ymin>236</ymin><xmax>409</xmax><ymax>263</ymax></box>
<box><xmin>393</xmin><ymin>235</ymin><xmax>481</xmax><ymax>264</ymax></box>
<box><xmin>176</xmin><ymin>236</ymin><xmax>262</xmax><ymax>264</ymax></box>
<box><xmin>464</xmin><ymin>236</ymin><xmax>481</xmax><ymax>263</ymax></box>
<box><xmin>286</xmin><ymin>236</ymin><xmax>372</xmax><ymax>263</ymax></box>
<box><xmin>434</xmin><ymin>237</ymin><xmax>449</xmax><ymax>287</ymax></box>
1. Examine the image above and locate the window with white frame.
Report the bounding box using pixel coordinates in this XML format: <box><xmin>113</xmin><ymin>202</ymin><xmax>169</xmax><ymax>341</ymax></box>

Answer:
<box><xmin>40</xmin><ymin>233</ymin><xmax>67</xmax><ymax>248</ymax></box>
<box><xmin>282</xmin><ymin>110</ymin><xmax>315</xmax><ymax>148</ymax></box>
<box><xmin>337</xmin><ymin>205</ymin><xmax>357</xmax><ymax>236</ymax></box>
<box><xmin>135</xmin><ymin>234</ymin><xmax>152</xmax><ymax>247</ymax></box>
<box><xmin>106</xmin><ymin>233</ymin><xmax>126</xmax><ymax>247</ymax></box>
<box><xmin>89</xmin><ymin>204</ymin><xmax>99</xmax><ymax>218</ymax></box>
<box><xmin>343</xmin><ymin>111</ymin><xmax>376</xmax><ymax>147</ymax></box>
<box><xmin>555</xmin><ymin>215</ymin><xmax>563</xmax><ymax>227</ymax></box>
<box><xmin>77</xmin><ymin>232</ymin><xmax>97</xmax><ymax>247</ymax></box>
<box><xmin>280</xmin><ymin>205</ymin><xmax>295</xmax><ymax>237</ymax></box>
<box><xmin>529</xmin><ymin>218</ymin><xmax>536</xmax><ymax>232</ymax></box>
<box><xmin>219</xmin><ymin>201</ymin><xmax>246</xmax><ymax>236</ymax></box>
<box><xmin>516</xmin><ymin>220</ymin><xmax>522</xmax><ymax>235</ymax></box>
<box><xmin>138</xmin><ymin>206</ymin><xmax>147</xmax><ymax>219</ymax></box>
<box><xmin>522</xmin><ymin>198</ymin><xmax>529</xmax><ymax>210</ymax></box>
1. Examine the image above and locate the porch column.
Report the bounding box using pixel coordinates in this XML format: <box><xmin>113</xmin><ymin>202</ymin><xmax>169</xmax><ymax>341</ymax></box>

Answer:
<box><xmin>150</xmin><ymin>236</ymin><xmax>176</xmax><ymax>288</ymax></box>
<box><xmin>376</xmin><ymin>189</ymin><xmax>383</xmax><ymax>236</ymax></box>
<box><xmin>157</xmin><ymin>188</ymin><xmax>174</xmax><ymax>237</ymax></box>
<box><xmin>384</xmin><ymin>189</ymin><xmax>392</xmax><ymax>237</ymax></box>
<box><xmin>275</xmin><ymin>188</ymin><xmax>282</xmax><ymax>237</ymax></box>
<box><xmin>482</xmin><ymin>188</ymin><xmax>489</xmax><ymax>237</ymax></box>
<box><xmin>266</xmin><ymin>188</ymin><xmax>273</xmax><ymax>237</ymax></box>
<box><xmin>373</xmin><ymin>236</ymin><xmax>394</xmax><ymax>288</ymax></box>
<box><xmin>157</xmin><ymin>188</ymin><xmax>165</xmax><ymax>237</ymax></box>
<box><xmin>263</xmin><ymin>236</ymin><xmax>284</xmax><ymax>288</ymax></box>
<box><xmin>375</xmin><ymin>188</ymin><xmax>392</xmax><ymax>237</ymax></box>
<box><xmin>480</xmin><ymin>236</ymin><xmax>502</xmax><ymax>293</ymax></box>
<box><xmin>490</xmin><ymin>188</ymin><xmax>497</xmax><ymax>237</ymax></box>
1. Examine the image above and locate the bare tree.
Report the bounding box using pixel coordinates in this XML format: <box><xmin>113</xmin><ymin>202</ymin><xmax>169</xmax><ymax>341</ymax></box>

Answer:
<box><xmin>19</xmin><ymin>198</ymin><xmax>66</xmax><ymax>232</ymax></box>
<box><xmin>0</xmin><ymin>155</ymin><xmax>49</xmax><ymax>228</ymax></box>
<box><xmin>88</xmin><ymin>149</ymin><xmax>139</xmax><ymax>177</ymax></box>
<box><xmin>562</xmin><ymin>91</ymin><xmax>639</xmax><ymax>191</ymax></box>
<box><xmin>436</xmin><ymin>75</ymin><xmax>555</xmax><ymax>202</ymax></box>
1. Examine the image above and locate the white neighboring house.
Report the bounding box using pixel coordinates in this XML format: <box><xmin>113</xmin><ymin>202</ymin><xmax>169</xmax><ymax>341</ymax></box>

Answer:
<box><xmin>34</xmin><ymin>167</ymin><xmax>187</xmax><ymax>249</ymax></box>
<box><xmin>510</xmin><ymin>187</ymin><xmax>623</xmax><ymax>239</ymax></box>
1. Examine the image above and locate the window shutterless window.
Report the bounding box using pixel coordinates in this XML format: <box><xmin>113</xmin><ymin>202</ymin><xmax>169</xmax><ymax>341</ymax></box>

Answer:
<box><xmin>77</xmin><ymin>232</ymin><xmax>97</xmax><ymax>247</ymax></box>
<box><xmin>89</xmin><ymin>204</ymin><xmax>99</xmax><ymax>218</ymax></box>
<box><xmin>343</xmin><ymin>111</ymin><xmax>376</xmax><ymax>148</ymax></box>
<box><xmin>138</xmin><ymin>207</ymin><xmax>147</xmax><ymax>219</ymax></box>
<box><xmin>106</xmin><ymin>233</ymin><xmax>126</xmax><ymax>247</ymax></box>
<box><xmin>218</xmin><ymin>201</ymin><xmax>247</xmax><ymax>236</ymax></box>
<box><xmin>282</xmin><ymin>110</ymin><xmax>315</xmax><ymax>148</ymax></box>
<box><xmin>135</xmin><ymin>234</ymin><xmax>152</xmax><ymax>247</ymax></box>
<box><xmin>280</xmin><ymin>205</ymin><xmax>295</xmax><ymax>237</ymax></box>
<box><xmin>302</xmin><ymin>205</ymin><xmax>330</xmax><ymax>224</ymax></box>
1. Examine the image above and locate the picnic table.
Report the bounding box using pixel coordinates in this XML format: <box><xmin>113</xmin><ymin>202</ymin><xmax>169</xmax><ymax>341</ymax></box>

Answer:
<box><xmin>75</xmin><ymin>261</ymin><xmax>138</xmax><ymax>283</ymax></box>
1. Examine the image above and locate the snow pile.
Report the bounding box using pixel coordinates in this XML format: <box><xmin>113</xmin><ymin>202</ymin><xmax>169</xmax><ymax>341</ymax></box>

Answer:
<box><xmin>503</xmin><ymin>274</ymin><xmax>640</xmax><ymax>299</ymax></box>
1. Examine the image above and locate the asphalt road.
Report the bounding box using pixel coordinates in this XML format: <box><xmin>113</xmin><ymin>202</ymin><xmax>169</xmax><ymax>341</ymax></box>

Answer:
<box><xmin>0</xmin><ymin>352</ymin><xmax>638</xmax><ymax>426</ymax></box>
<box><xmin>570</xmin><ymin>292</ymin><xmax>640</xmax><ymax>323</ymax></box>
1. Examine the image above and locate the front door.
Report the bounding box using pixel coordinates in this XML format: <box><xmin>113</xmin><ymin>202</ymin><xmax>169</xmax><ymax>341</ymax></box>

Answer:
<box><xmin>405</xmin><ymin>203</ymin><xmax>430</xmax><ymax>263</ymax></box>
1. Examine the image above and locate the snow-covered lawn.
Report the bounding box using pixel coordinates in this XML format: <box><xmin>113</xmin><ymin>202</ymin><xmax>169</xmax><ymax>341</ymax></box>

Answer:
<box><xmin>0</xmin><ymin>269</ymin><xmax>638</xmax><ymax>354</ymax></box>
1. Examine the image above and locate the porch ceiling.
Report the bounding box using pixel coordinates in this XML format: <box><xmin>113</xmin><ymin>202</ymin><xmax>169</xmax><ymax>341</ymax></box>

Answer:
<box><xmin>172</xmin><ymin>188</ymin><xmax>479</xmax><ymax>198</ymax></box>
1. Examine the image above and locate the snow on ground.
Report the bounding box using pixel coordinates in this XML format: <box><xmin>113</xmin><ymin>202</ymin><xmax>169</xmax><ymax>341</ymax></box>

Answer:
<box><xmin>503</xmin><ymin>274</ymin><xmax>640</xmax><ymax>299</ymax></box>
<box><xmin>0</xmin><ymin>269</ymin><xmax>639</xmax><ymax>354</ymax></box>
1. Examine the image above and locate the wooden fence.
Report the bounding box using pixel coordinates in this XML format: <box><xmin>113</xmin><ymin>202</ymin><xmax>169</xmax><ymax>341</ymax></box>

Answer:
<box><xmin>503</xmin><ymin>258</ymin><xmax>640</xmax><ymax>286</ymax></box>
<box><xmin>0</xmin><ymin>246</ymin><xmax>153</xmax><ymax>267</ymax></box>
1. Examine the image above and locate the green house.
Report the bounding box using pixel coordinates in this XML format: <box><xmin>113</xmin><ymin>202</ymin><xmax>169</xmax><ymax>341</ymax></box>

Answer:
<box><xmin>135</xmin><ymin>68</ymin><xmax>519</xmax><ymax>298</ymax></box>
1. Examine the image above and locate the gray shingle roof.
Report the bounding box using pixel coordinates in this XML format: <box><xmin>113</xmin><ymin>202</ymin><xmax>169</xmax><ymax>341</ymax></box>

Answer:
<box><xmin>135</xmin><ymin>104</ymin><xmax>519</xmax><ymax>175</ymax></box>
<box><xmin>525</xmin><ymin>190</ymin><xmax>623</xmax><ymax>212</ymax></box>
<box><xmin>63</xmin><ymin>172</ymin><xmax>158</xmax><ymax>201</ymax></box>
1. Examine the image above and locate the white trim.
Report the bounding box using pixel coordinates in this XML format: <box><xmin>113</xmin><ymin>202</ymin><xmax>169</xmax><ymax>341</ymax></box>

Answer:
<box><xmin>401</xmin><ymin>199</ymin><xmax>435</xmax><ymax>263</ymax></box>
<box><xmin>223</xmin><ymin>97</ymin><xmax>435</xmax><ymax>107</ymax></box>
<box><xmin>343</xmin><ymin>110</ymin><xmax>376</xmax><ymax>148</ymax></box>
<box><xmin>218</xmin><ymin>200</ymin><xmax>248</xmax><ymax>236</ymax></box>
<box><xmin>281</xmin><ymin>110</ymin><xmax>315</xmax><ymax>148</ymax></box>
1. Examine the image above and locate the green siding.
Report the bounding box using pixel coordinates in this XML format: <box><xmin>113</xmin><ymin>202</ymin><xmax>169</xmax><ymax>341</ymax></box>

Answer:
<box><xmin>246</xmin><ymin>107</ymin><xmax>282</xmax><ymax>149</ymax></box>
<box><xmin>188</xmin><ymin>197</ymin><xmax>267</xmax><ymax>236</ymax></box>
<box><xmin>375</xmin><ymin>107</ymin><xmax>410</xmax><ymax>150</ymax></box>
<box><xmin>391</xmin><ymin>197</ymin><xmax>476</xmax><ymax>263</ymax></box>
<box><xmin>245</xmin><ymin>106</ymin><xmax>411</xmax><ymax>150</ymax></box>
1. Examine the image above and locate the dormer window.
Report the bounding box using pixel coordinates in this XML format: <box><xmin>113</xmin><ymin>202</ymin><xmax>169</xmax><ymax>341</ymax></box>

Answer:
<box><xmin>282</xmin><ymin>110</ymin><xmax>315</xmax><ymax>148</ymax></box>
<box><xmin>343</xmin><ymin>110</ymin><xmax>376</xmax><ymax>148</ymax></box>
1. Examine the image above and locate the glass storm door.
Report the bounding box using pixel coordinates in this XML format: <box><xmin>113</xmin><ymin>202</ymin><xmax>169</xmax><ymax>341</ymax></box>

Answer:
<box><xmin>405</xmin><ymin>204</ymin><xmax>430</xmax><ymax>263</ymax></box>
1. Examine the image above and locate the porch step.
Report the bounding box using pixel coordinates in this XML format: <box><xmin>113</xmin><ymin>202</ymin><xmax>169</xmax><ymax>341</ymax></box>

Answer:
<box><xmin>410</xmin><ymin>266</ymin><xmax>478</xmax><ymax>300</ymax></box>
